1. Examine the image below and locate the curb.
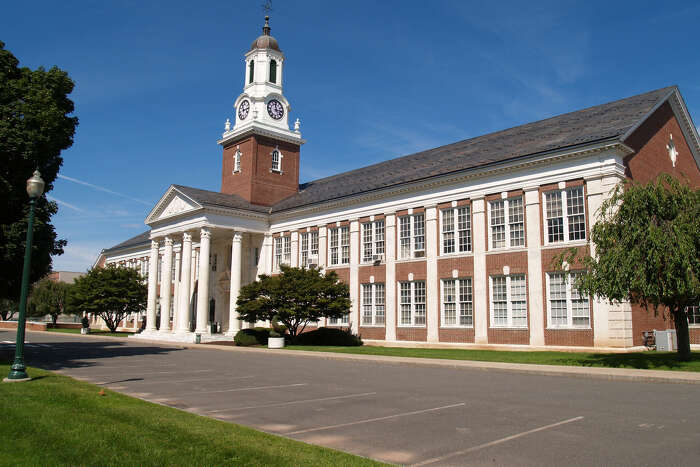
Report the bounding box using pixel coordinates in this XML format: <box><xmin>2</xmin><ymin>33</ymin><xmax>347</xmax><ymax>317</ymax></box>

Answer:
<box><xmin>21</xmin><ymin>329</ymin><xmax>700</xmax><ymax>385</ymax></box>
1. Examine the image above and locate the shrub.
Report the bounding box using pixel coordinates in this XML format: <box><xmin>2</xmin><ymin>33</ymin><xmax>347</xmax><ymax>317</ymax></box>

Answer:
<box><xmin>234</xmin><ymin>327</ymin><xmax>270</xmax><ymax>346</ymax></box>
<box><xmin>294</xmin><ymin>327</ymin><xmax>363</xmax><ymax>346</ymax></box>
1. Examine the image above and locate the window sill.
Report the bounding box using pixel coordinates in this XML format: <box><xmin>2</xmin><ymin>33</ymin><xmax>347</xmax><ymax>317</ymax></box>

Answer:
<box><xmin>327</xmin><ymin>264</ymin><xmax>350</xmax><ymax>269</ymax></box>
<box><xmin>542</xmin><ymin>240</ymin><xmax>587</xmax><ymax>250</ymax></box>
<box><xmin>360</xmin><ymin>261</ymin><xmax>385</xmax><ymax>266</ymax></box>
<box><xmin>395</xmin><ymin>257</ymin><xmax>428</xmax><ymax>264</ymax></box>
<box><xmin>440</xmin><ymin>325</ymin><xmax>474</xmax><ymax>329</ymax></box>
<box><xmin>269</xmin><ymin>169</ymin><xmax>284</xmax><ymax>175</ymax></box>
<box><xmin>489</xmin><ymin>326</ymin><xmax>528</xmax><ymax>330</ymax></box>
<box><xmin>546</xmin><ymin>326</ymin><xmax>591</xmax><ymax>330</ymax></box>
<box><xmin>360</xmin><ymin>324</ymin><xmax>386</xmax><ymax>328</ymax></box>
<box><xmin>438</xmin><ymin>251</ymin><xmax>473</xmax><ymax>258</ymax></box>
<box><xmin>397</xmin><ymin>325</ymin><xmax>427</xmax><ymax>328</ymax></box>
<box><xmin>485</xmin><ymin>246</ymin><xmax>527</xmax><ymax>255</ymax></box>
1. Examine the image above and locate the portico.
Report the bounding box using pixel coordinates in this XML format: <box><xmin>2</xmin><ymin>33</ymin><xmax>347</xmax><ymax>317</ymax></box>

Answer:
<box><xmin>133</xmin><ymin>185</ymin><xmax>270</xmax><ymax>343</ymax></box>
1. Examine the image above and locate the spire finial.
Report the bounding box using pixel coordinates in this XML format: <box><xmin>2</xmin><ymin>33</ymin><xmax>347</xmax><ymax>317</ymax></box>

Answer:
<box><xmin>263</xmin><ymin>15</ymin><xmax>271</xmax><ymax>35</ymax></box>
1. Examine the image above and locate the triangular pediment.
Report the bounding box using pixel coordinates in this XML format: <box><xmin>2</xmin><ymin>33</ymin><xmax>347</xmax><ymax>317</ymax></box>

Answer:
<box><xmin>146</xmin><ymin>186</ymin><xmax>203</xmax><ymax>224</ymax></box>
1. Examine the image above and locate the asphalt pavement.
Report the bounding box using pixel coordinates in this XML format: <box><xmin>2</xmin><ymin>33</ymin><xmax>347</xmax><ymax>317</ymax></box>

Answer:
<box><xmin>1</xmin><ymin>330</ymin><xmax>698</xmax><ymax>466</ymax></box>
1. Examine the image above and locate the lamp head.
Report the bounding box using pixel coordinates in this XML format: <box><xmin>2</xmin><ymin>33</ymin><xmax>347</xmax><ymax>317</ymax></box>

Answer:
<box><xmin>26</xmin><ymin>170</ymin><xmax>45</xmax><ymax>199</ymax></box>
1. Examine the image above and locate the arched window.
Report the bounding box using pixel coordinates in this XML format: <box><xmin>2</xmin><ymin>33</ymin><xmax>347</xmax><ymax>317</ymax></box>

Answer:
<box><xmin>271</xmin><ymin>147</ymin><xmax>282</xmax><ymax>172</ymax></box>
<box><xmin>248</xmin><ymin>60</ymin><xmax>255</xmax><ymax>84</ymax></box>
<box><xmin>269</xmin><ymin>59</ymin><xmax>277</xmax><ymax>83</ymax></box>
<box><xmin>233</xmin><ymin>146</ymin><xmax>241</xmax><ymax>173</ymax></box>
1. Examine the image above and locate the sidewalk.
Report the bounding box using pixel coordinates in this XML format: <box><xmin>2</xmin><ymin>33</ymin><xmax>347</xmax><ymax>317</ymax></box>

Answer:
<box><xmin>28</xmin><ymin>330</ymin><xmax>700</xmax><ymax>385</ymax></box>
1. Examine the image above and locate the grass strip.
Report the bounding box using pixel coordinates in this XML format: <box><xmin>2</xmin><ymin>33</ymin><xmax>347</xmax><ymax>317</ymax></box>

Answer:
<box><xmin>0</xmin><ymin>364</ymin><xmax>386</xmax><ymax>467</ymax></box>
<box><xmin>284</xmin><ymin>345</ymin><xmax>700</xmax><ymax>372</ymax></box>
<box><xmin>46</xmin><ymin>328</ymin><xmax>134</xmax><ymax>338</ymax></box>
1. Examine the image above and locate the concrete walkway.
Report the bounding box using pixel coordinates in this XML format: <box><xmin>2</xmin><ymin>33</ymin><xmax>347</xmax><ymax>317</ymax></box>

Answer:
<box><xmin>32</xmin><ymin>330</ymin><xmax>700</xmax><ymax>385</ymax></box>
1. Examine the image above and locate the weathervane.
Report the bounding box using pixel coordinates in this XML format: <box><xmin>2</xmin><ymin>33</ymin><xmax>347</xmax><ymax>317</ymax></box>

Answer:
<box><xmin>262</xmin><ymin>0</ymin><xmax>273</xmax><ymax>15</ymax></box>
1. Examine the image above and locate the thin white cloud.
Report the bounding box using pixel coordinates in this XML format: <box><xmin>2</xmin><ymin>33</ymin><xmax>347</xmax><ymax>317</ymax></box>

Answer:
<box><xmin>46</xmin><ymin>195</ymin><xmax>85</xmax><ymax>213</ymax></box>
<box><xmin>57</xmin><ymin>174</ymin><xmax>152</xmax><ymax>206</ymax></box>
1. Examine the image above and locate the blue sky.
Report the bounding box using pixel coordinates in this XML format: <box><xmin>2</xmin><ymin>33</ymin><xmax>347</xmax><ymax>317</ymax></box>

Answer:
<box><xmin>2</xmin><ymin>0</ymin><xmax>699</xmax><ymax>272</ymax></box>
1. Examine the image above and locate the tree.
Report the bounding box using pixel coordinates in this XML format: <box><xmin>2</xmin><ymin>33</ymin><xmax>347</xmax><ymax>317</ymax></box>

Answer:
<box><xmin>67</xmin><ymin>266</ymin><xmax>147</xmax><ymax>332</ymax></box>
<box><xmin>27</xmin><ymin>278</ymin><xmax>72</xmax><ymax>324</ymax></box>
<box><xmin>236</xmin><ymin>265</ymin><xmax>351</xmax><ymax>340</ymax></box>
<box><xmin>561</xmin><ymin>174</ymin><xmax>699</xmax><ymax>360</ymax></box>
<box><xmin>0</xmin><ymin>298</ymin><xmax>18</xmax><ymax>321</ymax></box>
<box><xmin>0</xmin><ymin>41</ymin><xmax>78</xmax><ymax>302</ymax></box>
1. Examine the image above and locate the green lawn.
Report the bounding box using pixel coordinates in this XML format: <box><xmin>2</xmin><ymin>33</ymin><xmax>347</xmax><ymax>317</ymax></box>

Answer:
<box><xmin>46</xmin><ymin>328</ymin><xmax>134</xmax><ymax>338</ymax></box>
<box><xmin>0</xmin><ymin>364</ymin><xmax>385</xmax><ymax>467</ymax></box>
<box><xmin>284</xmin><ymin>345</ymin><xmax>700</xmax><ymax>372</ymax></box>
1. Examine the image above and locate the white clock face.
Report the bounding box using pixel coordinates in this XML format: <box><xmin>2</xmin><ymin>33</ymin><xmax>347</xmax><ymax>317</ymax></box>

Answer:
<box><xmin>238</xmin><ymin>100</ymin><xmax>250</xmax><ymax>120</ymax></box>
<box><xmin>267</xmin><ymin>99</ymin><xmax>284</xmax><ymax>120</ymax></box>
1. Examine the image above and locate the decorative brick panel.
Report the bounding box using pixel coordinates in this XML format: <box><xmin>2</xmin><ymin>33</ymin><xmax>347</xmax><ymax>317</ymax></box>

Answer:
<box><xmin>397</xmin><ymin>327</ymin><xmax>427</xmax><ymax>341</ymax></box>
<box><xmin>359</xmin><ymin>326</ymin><xmax>386</xmax><ymax>340</ymax></box>
<box><xmin>439</xmin><ymin>328</ymin><xmax>475</xmax><ymax>343</ymax></box>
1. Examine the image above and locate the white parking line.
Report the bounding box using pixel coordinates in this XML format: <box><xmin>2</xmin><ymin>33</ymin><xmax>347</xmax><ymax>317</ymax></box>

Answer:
<box><xmin>100</xmin><ymin>375</ymin><xmax>256</xmax><ymax>385</ymax></box>
<box><xmin>411</xmin><ymin>415</ymin><xmax>585</xmax><ymax>466</ymax></box>
<box><xmin>284</xmin><ymin>402</ymin><xmax>466</xmax><ymax>436</ymax></box>
<box><xmin>208</xmin><ymin>391</ymin><xmax>378</xmax><ymax>413</ymax></box>
<box><xmin>181</xmin><ymin>383</ymin><xmax>308</xmax><ymax>396</ymax></box>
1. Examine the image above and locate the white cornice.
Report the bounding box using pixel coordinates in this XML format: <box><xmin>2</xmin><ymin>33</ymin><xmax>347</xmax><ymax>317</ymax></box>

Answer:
<box><xmin>145</xmin><ymin>186</ymin><xmax>203</xmax><ymax>225</ymax></box>
<box><xmin>218</xmin><ymin>123</ymin><xmax>305</xmax><ymax>147</ymax></box>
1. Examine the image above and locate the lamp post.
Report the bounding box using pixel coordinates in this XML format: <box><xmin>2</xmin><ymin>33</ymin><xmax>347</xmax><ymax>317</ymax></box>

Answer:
<box><xmin>4</xmin><ymin>170</ymin><xmax>45</xmax><ymax>382</ymax></box>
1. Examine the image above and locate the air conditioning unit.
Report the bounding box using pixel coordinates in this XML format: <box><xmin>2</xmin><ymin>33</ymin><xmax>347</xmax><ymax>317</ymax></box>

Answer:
<box><xmin>654</xmin><ymin>329</ymin><xmax>677</xmax><ymax>351</ymax></box>
<box><xmin>414</xmin><ymin>250</ymin><xmax>425</xmax><ymax>258</ymax></box>
<box><xmin>306</xmin><ymin>255</ymin><xmax>319</xmax><ymax>268</ymax></box>
<box><xmin>372</xmin><ymin>254</ymin><xmax>384</xmax><ymax>265</ymax></box>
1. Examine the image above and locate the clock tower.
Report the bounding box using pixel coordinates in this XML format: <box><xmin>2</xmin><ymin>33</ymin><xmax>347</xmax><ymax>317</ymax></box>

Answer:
<box><xmin>218</xmin><ymin>16</ymin><xmax>304</xmax><ymax>206</ymax></box>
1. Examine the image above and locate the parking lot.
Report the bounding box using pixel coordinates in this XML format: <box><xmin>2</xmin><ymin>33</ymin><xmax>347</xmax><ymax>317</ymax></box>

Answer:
<box><xmin>2</xmin><ymin>329</ymin><xmax>699</xmax><ymax>466</ymax></box>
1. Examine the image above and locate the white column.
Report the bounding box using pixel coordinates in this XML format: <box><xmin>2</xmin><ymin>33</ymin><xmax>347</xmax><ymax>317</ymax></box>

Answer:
<box><xmin>172</xmin><ymin>250</ymin><xmax>181</xmax><ymax>332</ymax></box>
<box><xmin>525</xmin><ymin>187</ymin><xmax>545</xmax><ymax>346</ymax></box>
<box><xmin>159</xmin><ymin>237</ymin><xmax>174</xmax><ymax>332</ymax></box>
<box><xmin>349</xmin><ymin>219</ymin><xmax>360</xmax><ymax>334</ymax></box>
<box><xmin>290</xmin><ymin>231</ymin><xmax>299</xmax><ymax>267</ymax></box>
<box><xmin>385</xmin><ymin>214</ymin><xmax>397</xmax><ymax>341</ymax></box>
<box><xmin>262</xmin><ymin>233</ymin><xmax>273</xmax><ymax>275</ymax></box>
<box><xmin>317</xmin><ymin>226</ymin><xmax>328</xmax><ymax>326</ymax></box>
<box><xmin>177</xmin><ymin>232</ymin><xmax>193</xmax><ymax>332</ymax></box>
<box><xmin>228</xmin><ymin>231</ymin><xmax>243</xmax><ymax>335</ymax></box>
<box><xmin>195</xmin><ymin>228</ymin><xmax>212</xmax><ymax>334</ymax></box>
<box><xmin>425</xmin><ymin>206</ymin><xmax>439</xmax><ymax>342</ymax></box>
<box><xmin>145</xmin><ymin>240</ymin><xmax>160</xmax><ymax>332</ymax></box>
<box><xmin>472</xmin><ymin>196</ymin><xmax>488</xmax><ymax>344</ymax></box>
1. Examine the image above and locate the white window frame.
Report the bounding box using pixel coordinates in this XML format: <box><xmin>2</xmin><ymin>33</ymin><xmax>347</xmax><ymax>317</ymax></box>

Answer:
<box><xmin>543</xmin><ymin>186</ymin><xmax>586</xmax><ymax>245</ymax></box>
<box><xmin>489</xmin><ymin>274</ymin><xmax>528</xmax><ymax>328</ymax></box>
<box><xmin>440</xmin><ymin>205</ymin><xmax>472</xmax><ymax>255</ymax></box>
<box><xmin>233</xmin><ymin>147</ymin><xmax>242</xmax><ymax>173</ymax></box>
<box><xmin>398</xmin><ymin>213</ymin><xmax>425</xmax><ymax>259</ymax></box>
<box><xmin>441</xmin><ymin>278</ymin><xmax>473</xmax><ymax>327</ymax></box>
<box><xmin>300</xmin><ymin>231</ymin><xmax>319</xmax><ymax>266</ymax></box>
<box><xmin>361</xmin><ymin>283</ymin><xmax>385</xmax><ymax>326</ymax></box>
<box><xmin>361</xmin><ymin>220</ymin><xmax>385</xmax><ymax>263</ymax></box>
<box><xmin>398</xmin><ymin>280</ymin><xmax>426</xmax><ymax>327</ymax></box>
<box><xmin>270</xmin><ymin>146</ymin><xmax>283</xmax><ymax>173</ymax></box>
<box><xmin>328</xmin><ymin>313</ymin><xmax>349</xmax><ymax>326</ymax></box>
<box><xmin>274</xmin><ymin>236</ymin><xmax>291</xmax><ymax>270</ymax></box>
<box><xmin>328</xmin><ymin>226</ymin><xmax>350</xmax><ymax>266</ymax></box>
<box><xmin>688</xmin><ymin>303</ymin><xmax>700</xmax><ymax>326</ymax></box>
<box><xmin>487</xmin><ymin>196</ymin><xmax>525</xmax><ymax>250</ymax></box>
<box><xmin>546</xmin><ymin>272</ymin><xmax>591</xmax><ymax>328</ymax></box>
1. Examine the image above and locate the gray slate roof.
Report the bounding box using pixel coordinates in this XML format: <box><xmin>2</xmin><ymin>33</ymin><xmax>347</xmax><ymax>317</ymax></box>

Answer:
<box><xmin>104</xmin><ymin>86</ymin><xmax>677</xmax><ymax>254</ymax></box>
<box><xmin>103</xmin><ymin>230</ymin><xmax>150</xmax><ymax>254</ymax></box>
<box><xmin>270</xmin><ymin>86</ymin><xmax>676</xmax><ymax>212</ymax></box>
<box><xmin>173</xmin><ymin>185</ymin><xmax>270</xmax><ymax>213</ymax></box>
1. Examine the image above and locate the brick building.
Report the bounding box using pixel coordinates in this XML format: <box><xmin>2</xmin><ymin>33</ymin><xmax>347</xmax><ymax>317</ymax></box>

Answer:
<box><xmin>96</xmin><ymin>17</ymin><xmax>700</xmax><ymax>348</ymax></box>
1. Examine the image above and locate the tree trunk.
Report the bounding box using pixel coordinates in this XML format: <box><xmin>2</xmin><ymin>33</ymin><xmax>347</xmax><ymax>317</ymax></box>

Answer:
<box><xmin>51</xmin><ymin>314</ymin><xmax>58</xmax><ymax>325</ymax></box>
<box><xmin>672</xmin><ymin>307</ymin><xmax>691</xmax><ymax>361</ymax></box>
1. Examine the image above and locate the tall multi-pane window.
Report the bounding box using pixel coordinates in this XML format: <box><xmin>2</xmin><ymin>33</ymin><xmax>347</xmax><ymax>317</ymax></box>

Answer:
<box><xmin>233</xmin><ymin>148</ymin><xmax>241</xmax><ymax>173</ymax></box>
<box><xmin>328</xmin><ymin>312</ymin><xmax>349</xmax><ymax>325</ymax></box>
<box><xmin>398</xmin><ymin>213</ymin><xmax>425</xmax><ymax>259</ymax></box>
<box><xmin>441</xmin><ymin>278</ymin><xmax>473</xmax><ymax>326</ymax></box>
<box><xmin>490</xmin><ymin>274</ymin><xmax>527</xmax><ymax>327</ymax></box>
<box><xmin>545</xmin><ymin>186</ymin><xmax>586</xmax><ymax>243</ymax></box>
<box><xmin>248</xmin><ymin>60</ymin><xmax>254</xmax><ymax>84</ymax></box>
<box><xmin>361</xmin><ymin>283</ymin><xmax>385</xmax><ymax>325</ymax></box>
<box><xmin>441</xmin><ymin>205</ymin><xmax>471</xmax><ymax>254</ymax></box>
<box><xmin>329</xmin><ymin>226</ymin><xmax>350</xmax><ymax>266</ymax></box>
<box><xmin>361</xmin><ymin>220</ymin><xmax>385</xmax><ymax>262</ymax></box>
<box><xmin>269</xmin><ymin>59</ymin><xmax>277</xmax><ymax>83</ymax></box>
<box><xmin>399</xmin><ymin>281</ymin><xmax>426</xmax><ymax>326</ymax></box>
<box><xmin>489</xmin><ymin>197</ymin><xmax>524</xmax><ymax>249</ymax></box>
<box><xmin>274</xmin><ymin>236</ymin><xmax>291</xmax><ymax>270</ymax></box>
<box><xmin>271</xmin><ymin>149</ymin><xmax>281</xmax><ymax>172</ymax></box>
<box><xmin>300</xmin><ymin>231</ymin><xmax>319</xmax><ymax>266</ymax></box>
<box><xmin>547</xmin><ymin>272</ymin><xmax>590</xmax><ymax>328</ymax></box>
<box><xmin>688</xmin><ymin>304</ymin><xmax>700</xmax><ymax>326</ymax></box>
